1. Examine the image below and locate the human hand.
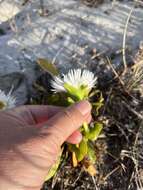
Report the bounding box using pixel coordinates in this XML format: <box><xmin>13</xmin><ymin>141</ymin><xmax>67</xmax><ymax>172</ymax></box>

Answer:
<box><xmin>0</xmin><ymin>101</ymin><xmax>91</xmax><ymax>190</ymax></box>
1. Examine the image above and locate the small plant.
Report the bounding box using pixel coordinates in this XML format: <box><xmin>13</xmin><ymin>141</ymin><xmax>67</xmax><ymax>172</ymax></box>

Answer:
<box><xmin>0</xmin><ymin>90</ymin><xmax>16</xmax><ymax>110</ymax></box>
<box><xmin>37</xmin><ymin>59</ymin><xmax>104</xmax><ymax>179</ymax></box>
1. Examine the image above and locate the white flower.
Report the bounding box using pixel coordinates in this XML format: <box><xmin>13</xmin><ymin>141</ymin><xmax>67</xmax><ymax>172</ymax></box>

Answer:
<box><xmin>0</xmin><ymin>90</ymin><xmax>16</xmax><ymax>110</ymax></box>
<box><xmin>51</xmin><ymin>69</ymin><xmax>97</xmax><ymax>93</ymax></box>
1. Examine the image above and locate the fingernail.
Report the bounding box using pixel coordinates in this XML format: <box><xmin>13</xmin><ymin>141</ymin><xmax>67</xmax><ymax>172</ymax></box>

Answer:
<box><xmin>76</xmin><ymin>133</ymin><xmax>82</xmax><ymax>143</ymax></box>
<box><xmin>75</xmin><ymin>101</ymin><xmax>91</xmax><ymax>116</ymax></box>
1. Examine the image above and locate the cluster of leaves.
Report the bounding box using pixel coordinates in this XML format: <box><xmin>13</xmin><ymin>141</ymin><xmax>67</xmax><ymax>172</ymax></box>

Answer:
<box><xmin>37</xmin><ymin>58</ymin><xmax>104</xmax><ymax>179</ymax></box>
<box><xmin>65</xmin><ymin>87</ymin><xmax>103</xmax><ymax>171</ymax></box>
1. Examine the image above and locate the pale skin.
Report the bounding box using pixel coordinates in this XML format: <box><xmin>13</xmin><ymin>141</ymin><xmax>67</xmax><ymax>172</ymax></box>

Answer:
<box><xmin>0</xmin><ymin>100</ymin><xmax>91</xmax><ymax>190</ymax></box>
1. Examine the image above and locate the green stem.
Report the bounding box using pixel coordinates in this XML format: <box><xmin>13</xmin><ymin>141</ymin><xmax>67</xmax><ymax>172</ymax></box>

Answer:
<box><xmin>83</xmin><ymin>122</ymin><xmax>89</xmax><ymax>133</ymax></box>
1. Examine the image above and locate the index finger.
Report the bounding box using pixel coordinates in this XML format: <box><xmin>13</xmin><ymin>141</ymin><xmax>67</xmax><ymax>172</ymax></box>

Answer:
<box><xmin>8</xmin><ymin>105</ymin><xmax>63</xmax><ymax>125</ymax></box>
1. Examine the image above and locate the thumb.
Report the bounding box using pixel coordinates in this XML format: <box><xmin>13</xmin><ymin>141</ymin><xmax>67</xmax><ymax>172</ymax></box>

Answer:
<box><xmin>39</xmin><ymin>100</ymin><xmax>91</xmax><ymax>146</ymax></box>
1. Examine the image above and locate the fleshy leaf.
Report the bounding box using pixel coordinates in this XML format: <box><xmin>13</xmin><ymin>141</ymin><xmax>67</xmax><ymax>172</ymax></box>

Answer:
<box><xmin>80</xmin><ymin>84</ymin><xmax>90</xmax><ymax>98</ymax></box>
<box><xmin>83</xmin><ymin>122</ymin><xmax>89</xmax><ymax>133</ymax></box>
<box><xmin>87</xmin><ymin>143</ymin><xmax>96</xmax><ymax>164</ymax></box>
<box><xmin>76</xmin><ymin>138</ymin><xmax>88</xmax><ymax>162</ymax></box>
<box><xmin>72</xmin><ymin>152</ymin><xmax>78</xmax><ymax>167</ymax></box>
<box><xmin>45</xmin><ymin>148</ymin><xmax>63</xmax><ymax>181</ymax></box>
<box><xmin>68</xmin><ymin>144</ymin><xmax>79</xmax><ymax>153</ymax></box>
<box><xmin>64</xmin><ymin>83</ymin><xmax>89</xmax><ymax>101</ymax></box>
<box><xmin>47</xmin><ymin>94</ymin><xmax>60</xmax><ymax>105</ymax></box>
<box><xmin>68</xmin><ymin>144</ymin><xmax>79</xmax><ymax>166</ymax></box>
<box><xmin>37</xmin><ymin>58</ymin><xmax>59</xmax><ymax>76</ymax></box>
<box><xmin>85</xmin><ymin>122</ymin><xmax>103</xmax><ymax>141</ymax></box>
<box><xmin>67</xmin><ymin>97</ymin><xmax>75</xmax><ymax>105</ymax></box>
<box><xmin>64</xmin><ymin>83</ymin><xmax>82</xmax><ymax>101</ymax></box>
<box><xmin>69</xmin><ymin>139</ymin><xmax>88</xmax><ymax>162</ymax></box>
<box><xmin>92</xmin><ymin>92</ymin><xmax>104</xmax><ymax>115</ymax></box>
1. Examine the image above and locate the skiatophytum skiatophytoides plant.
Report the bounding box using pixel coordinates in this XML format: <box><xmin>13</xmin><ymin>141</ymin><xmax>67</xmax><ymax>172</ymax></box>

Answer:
<box><xmin>38</xmin><ymin>58</ymin><xmax>104</xmax><ymax>179</ymax></box>
<box><xmin>43</xmin><ymin>68</ymin><xmax>104</xmax><ymax>180</ymax></box>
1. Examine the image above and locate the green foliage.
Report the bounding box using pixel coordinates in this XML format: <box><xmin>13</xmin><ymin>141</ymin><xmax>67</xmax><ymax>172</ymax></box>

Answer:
<box><xmin>87</xmin><ymin>142</ymin><xmax>96</xmax><ymax>164</ymax></box>
<box><xmin>92</xmin><ymin>91</ymin><xmax>104</xmax><ymax>115</ymax></box>
<box><xmin>37</xmin><ymin>62</ymin><xmax>104</xmax><ymax>179</ymax></box>
<box><xmin>84</xmin><ymin>122</ymin><xmax>103</xmax><ymax>141</ymax></box>
<box><xmin>45</xmin><ymin>148</ymin><xmax>63</xmax><ymax>181</ymax></box>
<box><xmin>46</xmin><ymin>88</ymin><xmax>104</xmax><ymax>179</ymax></box>
<box><xmin>37</xmin><ymin>58</ymin><xmax>59</xmax><ymax>76</ymax></box>
<box><xmin>68</xmin><ymin>138</ymin><xmax>88</xmax><ymax>162</ymax></box>
<box><xmin>64</xmin><ymin>83</ymin><xmax>89</xmax><ymax>101</ymax></box>
<box><xmin>67</xmin><ymin>97</ymin><xmax>75</xmax><ymax>105</ymax></box>
<box><xmin>68</xmin><ymin>122</ymin><xmax>102</xmax><ymax>164</ymax></box>
<box><xmin>76</xmin><ymin>138</ymin><xmax>88</xmax><ymax>162</ymax></box>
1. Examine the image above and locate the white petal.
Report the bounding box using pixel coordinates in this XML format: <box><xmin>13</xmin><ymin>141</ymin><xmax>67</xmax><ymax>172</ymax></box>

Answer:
<box><xmin>0</xmin><ymin>90</ymin><xmax>16</xmax><ymax>110</ymax></box>
<box><xmin>51</xmin><ymin>69</ymin><xmax>97</xmax><ymax>92</ymax></box>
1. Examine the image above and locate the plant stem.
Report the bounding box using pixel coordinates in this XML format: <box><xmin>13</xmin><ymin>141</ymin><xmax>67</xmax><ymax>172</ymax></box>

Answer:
<box><xmin>83</xmin><ymin>122</ymin><xmax>89</xmax><ymax>133</ymax></box>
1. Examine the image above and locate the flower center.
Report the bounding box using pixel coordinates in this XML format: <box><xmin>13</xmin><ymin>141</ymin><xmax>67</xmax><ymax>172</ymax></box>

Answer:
<box><xmin>0</xmin><ymin>101</ymin><xmax>6</xmax><ymax>110</ymax></box>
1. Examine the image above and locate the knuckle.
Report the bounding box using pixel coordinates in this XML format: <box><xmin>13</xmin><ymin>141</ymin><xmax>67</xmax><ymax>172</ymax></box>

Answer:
<box><xmin>42</xmin><ymin>125</ymin><xmax>63</xmax><ymax>149</ymax></box>
<box><xmin>64</xmin><ymin>109</ymin><xmax>75</xmax><ymax>124</ymax></box>
<box><xmin>63</xmin><ymin>109</ymin><xmax>82</xmax><ymax>127</ymax></box>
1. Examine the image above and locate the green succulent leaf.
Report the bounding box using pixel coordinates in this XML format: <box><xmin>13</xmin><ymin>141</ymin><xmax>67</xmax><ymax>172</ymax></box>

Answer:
<box><xmin>64</xmin><ymin>83</ymin><xmax>89</xmax><ymax>101</ymax></box>
<box><xmin>87</xmin><ymin>143</ymin><xmax>96</xmax><ymax>164</ymax></box>
<box><xmin>67</xmin><ymin>97</ymin><xmax>75</xmax><ymax>105</ymax></box>
<box><xmin>47</xmin><ymin>94</ymin><xmax>60</xmax><ymax>105</ymax></box>
<box><xmin>68</xmin><ymin>144</ymin><xmax>79</xmax><ymax>153</ymax></box>
<box><xmin>76</xmin><ymin>138</ymin><xmax>88</xmax><ymax>162</ymax></box>
<box><xmin>64</xmin><ymin>83</ymin><xmax>81</xmax><ymax>100</ymax></box>
<box><xmin>37</xmin><ymin>58</ymin><xmax>59</xmax><ymax>76</ymax></box>
<box><xmin>83</xmin><ymin>122</ymin><xmax>89</xmax><ymax>133</ymax></box>
<box><xmin>92</xmin><ymin>92</ymin><xmax>104</xmax><ymax>115</ymax></box>
<box><xmin>85</xmin><ymin>122</ymin><xmax>103</xmax><ymax>141</ymax></box>
<box><xmin>69</xmin><ymin>139</ymin><xmax>88</xmax><ymax>162</ymax></box>
<box><xmin>45</xmin><ymin>148</ymin><xmax>63</xmax><ymax>181</ymax></box>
